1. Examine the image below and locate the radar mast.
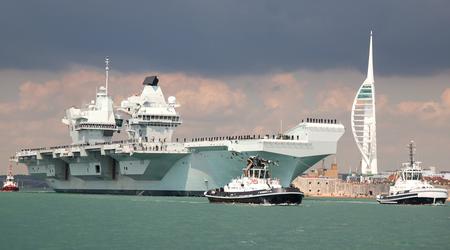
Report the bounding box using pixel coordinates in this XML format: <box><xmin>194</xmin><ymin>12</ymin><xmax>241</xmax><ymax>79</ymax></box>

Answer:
<box><xmin>105</xmin><ymin>56</ymin><xmax>110</xmax><ymax>96</ymax></box>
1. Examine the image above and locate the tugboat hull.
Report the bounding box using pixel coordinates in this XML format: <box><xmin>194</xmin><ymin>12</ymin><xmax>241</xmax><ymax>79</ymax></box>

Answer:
<box><xmin>377</xmin><ymin>189</ymin><xmax>448</xmax><ymax>205</ymax></box>
<box><xmin>205</xmin><ymin>188</ymin><xmax>304</xmax><ymax>205</ymax></box>
<box><xmin>1</xmin><ymin>186</ymin><xmax>19</xmax><ymax>192</ymax></box>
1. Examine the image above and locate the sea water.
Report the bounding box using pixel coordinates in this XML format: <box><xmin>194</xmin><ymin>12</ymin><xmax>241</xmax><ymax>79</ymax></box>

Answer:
<box><xmin>0</xmin><ymin>192</ymin><xmax>448</xmax><ymax>250</ymax></box>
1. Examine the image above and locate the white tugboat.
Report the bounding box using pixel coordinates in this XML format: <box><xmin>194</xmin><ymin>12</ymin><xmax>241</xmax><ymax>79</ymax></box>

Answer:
<box><xmin>376</xmin><ymin>141</ymin><xmax>448</xmax><ymax>205</ymax></box>
<box><xmin>2</xmin><ymin>165</ymin><xmax>19</xmax><ymax>192</ymax></box>
<box><xmin>204</xmin><ymin>156</ymin><xmax>304</xmax><ymax>205</ymax></box>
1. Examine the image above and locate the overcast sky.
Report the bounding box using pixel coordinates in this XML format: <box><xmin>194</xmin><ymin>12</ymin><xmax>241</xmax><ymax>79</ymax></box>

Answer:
<box><xmin>1</xmin><ymin>1</ymin><xmax>449</xmax><ymax>174</ymax></box>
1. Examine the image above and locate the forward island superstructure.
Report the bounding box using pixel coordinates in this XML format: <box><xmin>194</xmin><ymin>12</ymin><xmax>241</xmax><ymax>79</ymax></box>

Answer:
<box><xmin>12</xmin><ymin>58</ymin><xmax>345</xmax><ymax>196</ymax></box>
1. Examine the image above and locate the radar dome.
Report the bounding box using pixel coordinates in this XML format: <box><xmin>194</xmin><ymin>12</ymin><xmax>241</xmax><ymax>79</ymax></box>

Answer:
<box><xmin>168</xmin><ymin>96</ymin><xmax>176</xmax><ymax>104</ymax></box>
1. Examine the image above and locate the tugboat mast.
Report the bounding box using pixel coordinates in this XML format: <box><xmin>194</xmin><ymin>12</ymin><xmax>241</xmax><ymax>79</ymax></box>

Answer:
<box><xmin>409</xmin><ymin>140</ymin><xmax>415</xmax><ymax>168</ymax></box>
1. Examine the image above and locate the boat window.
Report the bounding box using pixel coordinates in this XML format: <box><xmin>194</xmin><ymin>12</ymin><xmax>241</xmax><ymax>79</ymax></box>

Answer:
<box><xmin>95</xmin><ymin>165</ymin><xmax>100</xmax><ymax>173</ymax></box>
<box><xmin>259</xmin><ymin>170</ymin><xmax>265</xmax><ymax>178</ymax></box>
<box><xmin>406</xmin><ymin>172</ymin><xmax>412</xmax><ymax>180</ymax></box>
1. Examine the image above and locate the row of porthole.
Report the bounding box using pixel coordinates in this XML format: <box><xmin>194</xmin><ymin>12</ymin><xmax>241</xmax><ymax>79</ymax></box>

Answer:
<box><xmin>308</xmin><ymin>182</ymin><xmax>329</xmax><ymax>185</ymax></box>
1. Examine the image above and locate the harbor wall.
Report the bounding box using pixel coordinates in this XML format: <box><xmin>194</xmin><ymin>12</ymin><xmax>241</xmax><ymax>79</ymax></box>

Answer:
<box><xmin>292</xmin><ymin>177</ymin><xmax>390</xmax><ymax>198</ymax></box>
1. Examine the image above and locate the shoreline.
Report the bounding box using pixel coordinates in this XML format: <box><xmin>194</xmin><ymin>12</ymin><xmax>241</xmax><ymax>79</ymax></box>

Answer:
<box><xmin>304</xmin><ymin>195</ymin><xmax>376</xmax><ymax>200</ymax></box>
<box><xmin>304</xmin><ymin>194</ymin><xmax>450</xmax><ymax>202</ymax></box>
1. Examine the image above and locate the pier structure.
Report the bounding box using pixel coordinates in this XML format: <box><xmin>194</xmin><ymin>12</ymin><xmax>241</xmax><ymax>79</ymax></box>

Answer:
<box><xmin>351</xmin><ymin>31</ymin><xmax>378</xmax><ymax>175</ymax></box>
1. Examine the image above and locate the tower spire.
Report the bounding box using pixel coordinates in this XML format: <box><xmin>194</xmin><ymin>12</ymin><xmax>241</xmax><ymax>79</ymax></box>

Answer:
<box><xmin>351</xmin><ymin>31</ymin><xmax>378</xmax><ymax>175</ymax></box>
<box><xmin>105</xmin><ymin>57</ymin><xmax>110</xmax><ymax>95</ymax></box>
<box><xmin>365</xmin><ymin>30</ymin><xmax>374</xmax><ymax>83</ymax></box>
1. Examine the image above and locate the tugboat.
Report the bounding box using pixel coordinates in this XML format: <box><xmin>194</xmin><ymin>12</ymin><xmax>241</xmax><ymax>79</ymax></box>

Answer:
<box><xmin>204</xmin><ymin>156</ymin><xmax>304</xmax><ymax>205</ymax></box>
<box><xmin>376</xmin><ymin>141</ymin><xmax>448</xmax><ymax>205</ymax></box>
<box><xmin>2</xmin><ymin>165</ymin><xmax>19</xmax><ymax>192</ymax></box>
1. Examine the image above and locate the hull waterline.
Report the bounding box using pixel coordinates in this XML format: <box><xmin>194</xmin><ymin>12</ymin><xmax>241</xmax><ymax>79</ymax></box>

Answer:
<box><xmin>205</xmin><ymin>188</ymin><xmax>304</xmax><ymax>205</ymax></box>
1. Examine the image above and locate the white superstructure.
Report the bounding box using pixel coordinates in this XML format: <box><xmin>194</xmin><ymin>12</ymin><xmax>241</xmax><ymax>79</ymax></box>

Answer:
<box><xmin>351</xmin><ymin>31</ymin><xmax>378</xmax><ymax>175</ymax></box>
<box><xmin>118</xmin><ymin>76</ymin><xmax>181</xmax><ymax>142</ymax></box>
<box><xmin>62</xmin><ymin>58</ymin><xmax>122</xmax><ymax>144</ymax></box>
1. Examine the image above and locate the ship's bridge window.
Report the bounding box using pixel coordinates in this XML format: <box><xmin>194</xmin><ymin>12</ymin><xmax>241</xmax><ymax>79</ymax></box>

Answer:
<box><xmin>406</xmin><ymin>172</ymin><xmax>412</xmax><ymax>180</ymax></box>
<box><xmin>259</xmin><ymin>170</ymin><xmax>265</xmax><ymax>178</ymax></box>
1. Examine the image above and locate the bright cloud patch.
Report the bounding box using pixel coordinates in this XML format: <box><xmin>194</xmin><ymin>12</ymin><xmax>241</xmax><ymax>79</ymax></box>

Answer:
<box><xmin>1</xmin><ymin>68</ymin><xmax>450</xmax><ymax>174</ymax></box>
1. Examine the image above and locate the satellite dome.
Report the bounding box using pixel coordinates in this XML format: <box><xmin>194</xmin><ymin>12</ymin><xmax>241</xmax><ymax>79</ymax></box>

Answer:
<box><xmin>168</xmin><ymin>96</ymin><xmax>176</xmax><ymax>104</ymax></box>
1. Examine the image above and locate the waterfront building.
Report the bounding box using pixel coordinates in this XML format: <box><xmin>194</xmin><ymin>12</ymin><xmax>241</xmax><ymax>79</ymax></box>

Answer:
<box><xmin>351</xmin><ymin>31</ymin><xmax>378</xmax><ymax>175</ymax></box>
<box><xmin>304</xmin><ymin>162</ymin><xmax>338</xmax><ymax>179</ymax></box>
<box><xmin>292</xmin><ymin>176</ymin><xmax>389</xmax><ymax>197</ymax></box>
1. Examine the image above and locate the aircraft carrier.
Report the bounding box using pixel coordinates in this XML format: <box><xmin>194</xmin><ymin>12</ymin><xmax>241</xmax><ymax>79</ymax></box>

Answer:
<box><xmin>12</xmin><ymin>58</ymin><xmax>345</xmax><ymax>196</ymax></box>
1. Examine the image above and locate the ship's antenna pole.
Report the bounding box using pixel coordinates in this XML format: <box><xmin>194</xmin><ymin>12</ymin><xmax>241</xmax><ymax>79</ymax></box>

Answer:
<box><xmin>105</xmin><ymin>56</ymin><xmax>110</xmax><ymax>96</ymax></box>
<box><xmin>409</xmin><ymin>140</ymin><xmax>415</xmax><ymax>167</ymax></box>
<box><xmin>280</xmin><ymin>120</ymin><xmax>283</xmax><ymax>135</ymax></box>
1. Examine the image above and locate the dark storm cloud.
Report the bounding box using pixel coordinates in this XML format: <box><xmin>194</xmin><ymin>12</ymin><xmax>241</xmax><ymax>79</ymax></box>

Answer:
<box><xmin>1</xmin><ymin>0</ymin><xmax>449</xmax><ymax>76</ymax></box>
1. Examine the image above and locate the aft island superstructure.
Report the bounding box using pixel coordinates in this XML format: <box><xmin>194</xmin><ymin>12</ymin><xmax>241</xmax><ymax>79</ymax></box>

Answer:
<box><xmin>13</xmin><ymin>59</ymin><xmax>345</xmax><ymax>196</ymax></box>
